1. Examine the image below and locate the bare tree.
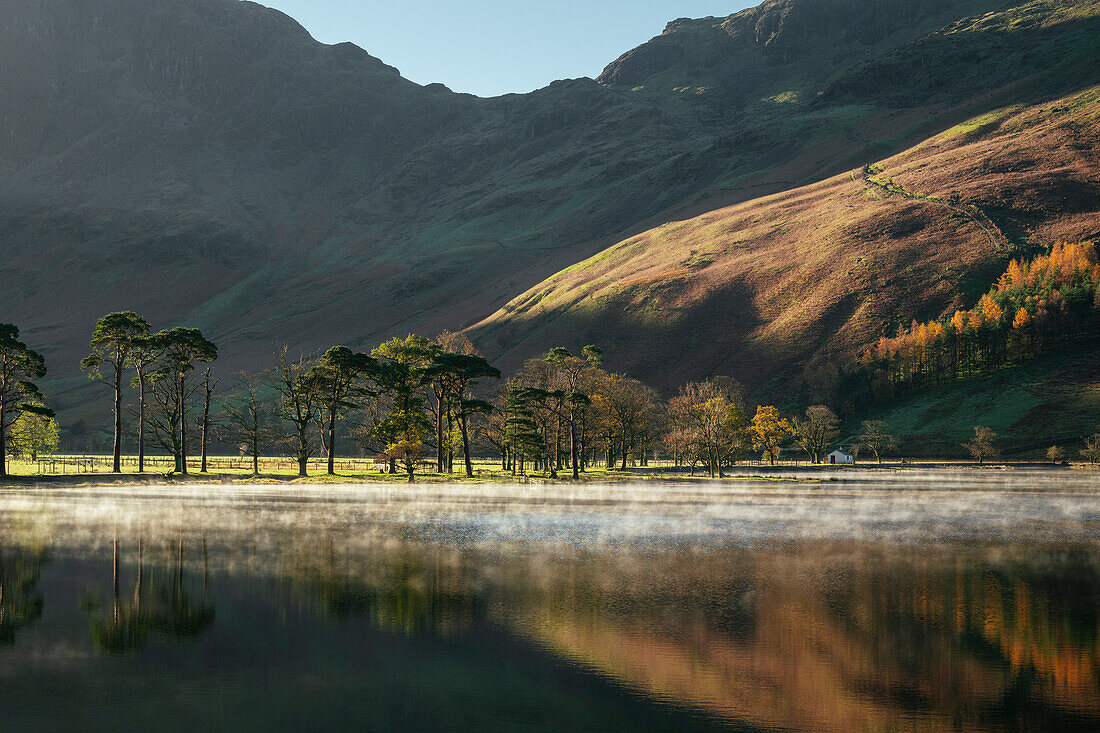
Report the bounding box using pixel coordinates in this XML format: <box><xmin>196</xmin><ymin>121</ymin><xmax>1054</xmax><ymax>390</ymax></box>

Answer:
<box><xmin>964</xmin><ymin>426</ymin><xmax>999</xmax><ymax>464</ymax></box>
<box><xmin>273</xmin><ymin>348</ymin><xmax>320</xmax><ymax>478</ymax></box>
<box><xmin>218</xmin><ymin>371</ymin><xmax>282</xmax><ymax>476</ymax></box>
<box><xmin>545</xmin><ymin>345</ymin><xmax>603</xmax><ymax>479</ymax></box>
<box><xmin>857</xmin><ymin>420</ymin><xmax>896</xmax><ymax>464</ymax></box>
<box><xmin>199</xmin><ymin>368</ymin><xmax>218</xmax><ymax>473</ymax></box>
<box><xmin>1080</xmin><ymin>430</ymin><xmax>1100</xmax><ymax>464</ymax></box>
<box><xmin>792</xmin><ymin>405</ymin><xmax>840</xmax><ymax>464</ymax></box>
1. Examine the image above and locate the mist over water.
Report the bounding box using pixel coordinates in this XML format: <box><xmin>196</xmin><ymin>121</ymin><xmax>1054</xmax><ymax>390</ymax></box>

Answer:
<box><xmin>1</xmin><ymin>473</ymin><xmax>1098</xmax><ymax>731</ymax></box>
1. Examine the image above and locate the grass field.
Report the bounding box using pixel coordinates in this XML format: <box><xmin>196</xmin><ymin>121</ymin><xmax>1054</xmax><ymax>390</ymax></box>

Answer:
<box><xmin>1</xmin><ymin>455</ymin><xmax>645</xmax><ymax>484</ymax></box>
<box><xmin>2</xmin><ymin>453</ymin><xmax>1095</xmax><ymax>486</ymax></box>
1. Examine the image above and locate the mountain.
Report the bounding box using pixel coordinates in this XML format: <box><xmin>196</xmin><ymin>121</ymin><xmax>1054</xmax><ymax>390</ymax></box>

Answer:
<box><xmin>0</xmin><ymin>0</ymin><xmax>1098</xmax><ymax>426</ymax></box>
<box><xmin>471</xmin><ymin>83</ymin><xmax>1100</xmax><ymax>392</ymax></box>
<box><xmin>472</xmin><ymin>0</ymin><xmax>1100</xmax><ymax>397</ymax></box>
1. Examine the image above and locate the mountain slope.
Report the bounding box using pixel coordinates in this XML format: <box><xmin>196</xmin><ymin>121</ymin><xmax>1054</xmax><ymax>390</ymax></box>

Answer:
<box><xmin>470</xmin><ymin>83</ymin><xmax>1100</xmax><ymax>398</ymax></box>
<box><xmin>0</xmin><ymin>0</ymin><xmax>1098</xmax><ymax>421</ymax></box>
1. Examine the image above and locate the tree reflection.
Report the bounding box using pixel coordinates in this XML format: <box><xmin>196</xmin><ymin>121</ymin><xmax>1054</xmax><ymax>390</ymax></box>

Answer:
<box><xmin>286</xmin><ymin>538</ymin><xmax>484</xmax><ymax>637</ymax></box>
<box><xmin>0</xmin><ymin>545</ymin><xmax>49</xmax><ymax>646</ymax></box>
<box><xmin>84</xmin><ymin>534</ymin><xmax>214</xmax><ymax>655</ymax></box>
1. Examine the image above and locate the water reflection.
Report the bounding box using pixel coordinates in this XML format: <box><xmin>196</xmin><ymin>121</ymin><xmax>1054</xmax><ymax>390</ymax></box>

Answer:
<box><xmin>0</xmin><ymin>546</ymin><xmax>48</xmax><ymax>645</ymax></box>
<box><xmin>0</xmin><ymin>482</ymin><xmax>1096</xmax><ymax>731</ymax></box>
<box><xmin>82</xmin><ymin>536</ymin><xmax>214</xmax><ymax>654</ymax></box>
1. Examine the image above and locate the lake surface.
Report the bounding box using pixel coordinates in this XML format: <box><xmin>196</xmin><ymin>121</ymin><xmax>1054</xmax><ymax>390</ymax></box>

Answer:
<box><xmin>1</xmin><ymin>471</ymin><xmax>1098</xmax><ymax>731</ymax></box>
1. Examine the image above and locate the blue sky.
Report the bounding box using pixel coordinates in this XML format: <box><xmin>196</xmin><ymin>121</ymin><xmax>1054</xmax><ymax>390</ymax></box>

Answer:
<box><xmin>260</xmin><ymin>1</ymin><xmax>747</xmax><ymax>97</ymax></box>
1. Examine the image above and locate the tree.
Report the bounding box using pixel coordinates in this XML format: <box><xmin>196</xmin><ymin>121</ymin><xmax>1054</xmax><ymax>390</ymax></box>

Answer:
<box><xmin>129</xmin><ymin>334</ymin><xmax>164</xmax><ymax>473</ymax></box>
<box><xmin>666</xmin><ymin>380</ymin><xmax>747</xmax><ymax>477</ymax></box>
<box><xmin>9</xmin><ymin>404</ymin><xmax>59</xmax><ymax>461</ymax></box>
<box><xmin>857</xmin><ymin>420</ymin><xmax>896</xmax><ymax>464</ymax></box>
<box><xmin>479</xmin><ymin>390</ymin><xmax>510</xmax><ymax>470</ymax></box>
<box><xmin>1080</xmin><ymin>431</ymin><xmax>1100</xmax><ymax>464</ymax></box>
<box><xmin>426</xmin><ymin>331</ymin><xmax>478</xmax><ymax>473</ymax></box>
<box><xmin>502</xmin><ymin>382</ymin><xmax>545</xmax><ymax>476</ymax></box>
<box><xmin>372</xmin><ymin>336</ymin><xmax>433</xmax><ymax>482</ymax></box>
<box><xmin>308</xmin><ymin>346</ymin><xmax>377</xmax><ymax>475</ymax></box>
<box><xmin>155</xmin><ymin>328</ymin><xmax>218</xmax><ymax>473</ymax></box>
<box><xmin>593</xmin><ymin>374</ymin><xmax>661</xmax><ymax>470</ymax></box>
<box><xmin>792</xmin><ymin>405</ymin><xmax>840</xmax><ymax>464</ymax></box>
<box><xmin>0</xmin><ymin>324</ymin><xmax>51</xmax><ymax>478</ymax></box>
<box><xmin>352</xmin><ymin>392</ymin><xmax>398</xmax><ymax>473</ymax></box>
<box><xmin>545</xmin><ymin>345</ymin><xmax>603</xmax><ymax>479</ymax></box>
<box><xmin>964</xmin><ymin>426</ymin><xmax>999</xmax><ymax>464</ymax></box>
<box><xmin>1046</xmin><ymin>445</ymin><xmax>1065</xmax><ymax>464</ymax></box>
<box><xmin>749</xmin><ymin>406</ymin><xmax>793</xmax><ymax>466</ymax></box>
<box><xmin>429</xmin><ymin>352</ymin><xmax>500</xmax><ymax>477</ymax></box>
<box><xmin>199</xmin><ymin>368</ymin><xmax>218</xmax><ymax>473</ymax></box>
<box><xmin>273</xmin><ymin>349</ymin><xmax>321</xmax><ymax>478</ymax></box>
<box><xmin>80</xmin><ymin>312</ymin><xmax>150</xmax><ymax>473</ymax></box>
<box><xmin>218</xmin><ymin>372</ymin><xmax>282</xmax><ymax>476</ymax></box>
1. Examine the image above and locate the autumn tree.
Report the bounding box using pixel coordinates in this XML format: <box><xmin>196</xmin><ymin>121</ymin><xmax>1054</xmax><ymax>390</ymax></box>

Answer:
<box><xmin>749</xmin><ymin>405</ymin><xmax>794</xmax><ymax>466</ymax></box>
<box><xmin>792</xmin><ymin>405</ymin><xmax>840</xmax><ymax>464</ymax></box>
<box><xmin>667</xmin><ymin>380</ymin><xmax>747</xmax><ymax>478</ymax></box>
<box><xmin>80</xmin><ymin>312</ymin><xmax>151</xmax><ymax>473</ymax></box>
<box><xmin>964</xmin><ymin>426</ymin><xmax>999</xmax><ymax>464</ymax></box>
<box><xmin>308</xmin><ymin>346</ymin><xmax>377</xmax><ymax>475</ymax></box>
<box><xmin>0</xmin><ymin>324</ymin><xmax>51</xmax><ymax>478</ymax></box>
<box><xmin>218</xmin><ymin>371</ymin><xmax>282</xmax><ymax>476</ymax></box>
<box><xmin>1046</xmin><ymin>445</ymin><xmax>1064</xmax><ymax>464</ymax></box>
<box><xmin>857</xmin><ymin>419</ymin><xmax>896</xmax><ymax>464</ymax></box>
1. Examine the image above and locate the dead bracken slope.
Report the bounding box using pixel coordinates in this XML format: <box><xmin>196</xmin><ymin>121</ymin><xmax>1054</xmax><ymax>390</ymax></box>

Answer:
<box><xmin>469</xmin><ymin>87</ymin><xmax>1100</xmax><ymax>396</ymax></box>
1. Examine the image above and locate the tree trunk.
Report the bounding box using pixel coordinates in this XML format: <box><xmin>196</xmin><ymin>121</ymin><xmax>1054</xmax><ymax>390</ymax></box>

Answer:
<box><xmin>137</xmin><ymin>373</ymin><xmax>146</xmax><ymax>473</ymax></box>
<box><xmin>327</xmin><ymin>408</ymin><xmax>337</xmax><ymax>475</ymax></box>
<box><xmin>112</xmin><ymin>364</ymin><xmax>123</xmax><ymax>473</ymax></box>
<box><xmin>178</xmin><ymin>373</ymin><xmax>187</xmax><ymax>474</ymax></box>
<box><xmin>252</xmin><ymin>451</ymin><xmax>259</xmax><ymax>476</ymax></box>
<box><xmin>460</xmin><ymin>413</ymin><xmax>474</xmax><ymax>478</ymax></box>
<box><xmin>200</xmin><ymin>377</ymin><xmax>212</xmax><ymax>474</ymax></box>
<box><xmin>0</xmin><ymin>396</ymin><xmax>7</xmax><ymax>478</ymax></box>
<box><xmin>436</xmin><ymin>394</ymin><xmax>445</xmax><ymax>473</ymax></box>
<box><xmin>570</xmin><ymin>413</ymin><xmax>579</xmax><ymax>479</ymax></box>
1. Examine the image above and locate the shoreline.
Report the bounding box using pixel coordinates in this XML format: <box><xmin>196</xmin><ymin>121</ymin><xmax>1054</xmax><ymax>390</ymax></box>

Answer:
<box><xmin>0</xmin><ymin>461</ymin><xmax>1093</xmax><ymax>491</ymax></box>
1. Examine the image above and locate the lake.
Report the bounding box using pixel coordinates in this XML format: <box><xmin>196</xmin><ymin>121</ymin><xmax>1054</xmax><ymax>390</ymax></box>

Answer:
<box><xmin>0</xmin><ymin>470</ymin><xmax>1098</xmax><ymax>731</ymax></box>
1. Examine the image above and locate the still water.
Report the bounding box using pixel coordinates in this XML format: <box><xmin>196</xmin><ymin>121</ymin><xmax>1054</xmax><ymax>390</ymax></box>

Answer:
<box><xmin>0</xmin><ymin>472</ymin><xmax>1098</xmax><ymax>731</ymax></box>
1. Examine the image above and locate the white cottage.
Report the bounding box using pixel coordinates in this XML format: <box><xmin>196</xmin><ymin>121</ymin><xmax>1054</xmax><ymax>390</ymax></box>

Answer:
<box><xmin>827</xmin><ymin>448</ymin><xmax>854</xmax><ymax>465</ymax></box>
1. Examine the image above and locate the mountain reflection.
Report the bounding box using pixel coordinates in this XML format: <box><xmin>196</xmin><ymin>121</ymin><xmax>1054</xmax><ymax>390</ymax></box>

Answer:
<box><xmin>502</xmin><ymin>548</ymin><xmax>1100</xmax><ymax>731</ymax></box>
